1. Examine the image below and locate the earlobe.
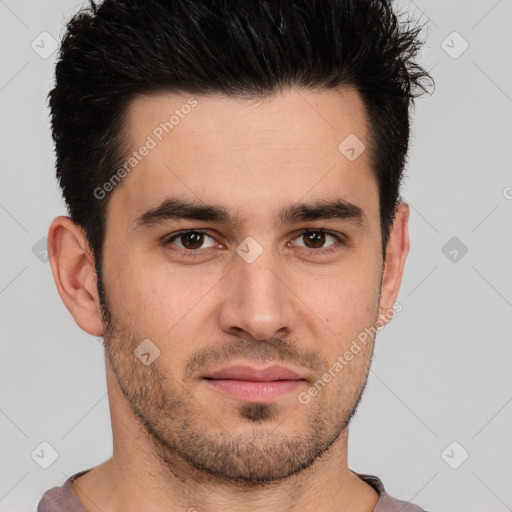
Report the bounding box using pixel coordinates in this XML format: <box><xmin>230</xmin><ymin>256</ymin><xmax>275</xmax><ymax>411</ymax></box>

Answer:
<box><xmin>48</xmin><ymin>216</ymin><xmax>104</xmax><ymax>337</ymax></box>
<box><xmin>377</xmin><ymin>202</ymin><xmax>410</xmax><ymax>325</ymax></box>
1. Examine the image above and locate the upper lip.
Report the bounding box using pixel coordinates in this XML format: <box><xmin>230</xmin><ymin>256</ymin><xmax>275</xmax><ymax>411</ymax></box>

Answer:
<box><xmin>204</xmin><ymin>365</ymin><xmax>306</xmax><ymax>382</ymax></box>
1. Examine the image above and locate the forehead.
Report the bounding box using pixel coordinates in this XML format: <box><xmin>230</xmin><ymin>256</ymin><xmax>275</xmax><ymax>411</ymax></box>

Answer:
<box><xmin>107</xmin><ymin>87</ymin><xmax>378</xmax><ymax>230</ymax></box>
<box><xmin>125</xmin><ymin>87</ymin><xmax>369</xmax><ymax>157</ymax></box>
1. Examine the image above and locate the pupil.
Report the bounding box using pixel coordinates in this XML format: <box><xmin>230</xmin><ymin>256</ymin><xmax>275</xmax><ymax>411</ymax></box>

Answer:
<box><xmin>305</xmin><ymin>231</ymin><xmax>325</xmax><ymax>248</ymax></box>
<box><xmin>182</xmin><ymin>232</ymin><xmax>203</xmax><ymax>250</ymax></box>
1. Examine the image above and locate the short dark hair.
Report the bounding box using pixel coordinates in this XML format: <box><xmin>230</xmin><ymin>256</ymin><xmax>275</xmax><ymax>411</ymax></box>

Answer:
<box><xmin>49</xmin><ymin>0</ymin><xmax>433</xmax><ymax>283</ymax></box>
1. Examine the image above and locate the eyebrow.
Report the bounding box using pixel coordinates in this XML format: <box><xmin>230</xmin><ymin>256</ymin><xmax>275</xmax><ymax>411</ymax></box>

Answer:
<box><xmin>134</xmin><ymin>196</ymin><xmax>367</xmax><ymax>230</ymax></box>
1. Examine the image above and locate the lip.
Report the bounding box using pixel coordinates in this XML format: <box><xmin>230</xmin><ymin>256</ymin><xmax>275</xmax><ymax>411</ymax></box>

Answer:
<box><xmin>205</xmin><ymin>364</ymin><xmax>305</xmax><ymax>381</ymax></box>
<box><xmin>203</xmin><ymin>365</ymin><xmax>307</xmax><ymax>403</ymax></box>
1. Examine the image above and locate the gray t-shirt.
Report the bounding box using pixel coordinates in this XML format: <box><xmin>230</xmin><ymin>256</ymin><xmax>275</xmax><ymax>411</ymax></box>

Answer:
<box><xmin>37</xmin><ymin>468</ymin><xmax>428</xmax><ymax>511</ymax></box>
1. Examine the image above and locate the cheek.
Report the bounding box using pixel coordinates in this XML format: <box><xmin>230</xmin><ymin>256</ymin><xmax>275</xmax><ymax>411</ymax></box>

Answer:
<box><xmin>306</xmin><ymin>260</ymin><xmax>381</xmax><ymax>339</ymax></box>
<box><xmin>102</xmin><ymin>251</ymin><xmax>171</xmax><ymax>336</ymax></box>
<box><xmin>115</xmin><ymin>256</ymin><xmax>221</xmax><ymax>338</ymax></box>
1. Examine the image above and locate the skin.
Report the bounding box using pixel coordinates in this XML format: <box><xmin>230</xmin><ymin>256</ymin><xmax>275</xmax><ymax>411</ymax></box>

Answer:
<box><xmin>48</xmin><ymin>87</ymin><xmax>409</xmax><ymax>512</ymax></box>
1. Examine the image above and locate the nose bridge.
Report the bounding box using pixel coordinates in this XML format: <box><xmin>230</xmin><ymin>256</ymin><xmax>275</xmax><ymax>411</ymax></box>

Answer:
<box><xmin>220</xmin><ymin>237</ymin><xmax>295</xmax><ymax>340</ymax></box>
<box><xmin>240</xmin><ymin>252</ymin><xmax>282</xmax><ymax>304</ymax></box>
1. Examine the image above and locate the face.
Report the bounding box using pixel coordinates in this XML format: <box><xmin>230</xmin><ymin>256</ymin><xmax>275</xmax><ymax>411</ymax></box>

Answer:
<box><xmin>97</xmin><ymin>87</ymin><xmax>390</xmax><ymax>482</ymax></box>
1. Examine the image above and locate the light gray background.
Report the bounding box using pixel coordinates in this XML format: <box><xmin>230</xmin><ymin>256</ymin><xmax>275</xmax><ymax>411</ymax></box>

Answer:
<box><xmin>1</xmin><ymin>1</ymin><xmax>511</xmax><ymax>511</ymax></box>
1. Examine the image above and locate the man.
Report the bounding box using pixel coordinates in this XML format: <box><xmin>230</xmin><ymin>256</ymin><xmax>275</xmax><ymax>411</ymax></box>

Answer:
<box><xmin>38</xmin><ymin>0</ymin><xmax>433</xmax><ymax>510</ymax></box>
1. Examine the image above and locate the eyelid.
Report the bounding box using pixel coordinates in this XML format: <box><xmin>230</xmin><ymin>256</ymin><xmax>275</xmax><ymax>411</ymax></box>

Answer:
<box><xmin>160</xmin><ymin>230</ymin><xmax>218</xmax><ymax>260</ymax></box>
<box><xmin>289</xmin><ymin>229</ymin><xmax>347</xmax><ymax>254</ymax></box>
<box><xmin>165</xmin><ymin>229</ymin><xmax>216</xmax><ymax>245</ymax></box>
<box><xmin>290</xmin><ymin>228</ymin><xmax>345</xmax><ymax>243</ymax></box>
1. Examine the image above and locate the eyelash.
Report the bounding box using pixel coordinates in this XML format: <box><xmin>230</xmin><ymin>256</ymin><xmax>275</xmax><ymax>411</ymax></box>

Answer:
<box><xmin>162</xmin><ymin>229</ymin><xmax>346</xmax><ymax>259</ymax></box>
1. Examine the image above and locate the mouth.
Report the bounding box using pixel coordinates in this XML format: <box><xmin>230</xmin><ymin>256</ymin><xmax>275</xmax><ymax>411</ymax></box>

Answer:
<box><xmin>203</xmin><ymin>364</ymin><xmax>307</xmax><ymax>403</ymax></box>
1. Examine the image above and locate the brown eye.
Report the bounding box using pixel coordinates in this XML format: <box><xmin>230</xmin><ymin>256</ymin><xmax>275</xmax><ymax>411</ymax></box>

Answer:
<box><xmin>166</xmin><ymin>230</ymin><xmax>216</xmax><ymax>251</ymax></box>
<box><xmin>180</xmin><ymin>232</ymin><xmax>205</xmax><ymax>250</ymax></box>
<box><xmin>303</xmin><ymin>231</ymin><xmax>326</xmax><ymax>249</ymax></box>
<box><xmin>293</xmin><ymin>230</ymin><xmax>339</xmax><ymax>251</ymax></box>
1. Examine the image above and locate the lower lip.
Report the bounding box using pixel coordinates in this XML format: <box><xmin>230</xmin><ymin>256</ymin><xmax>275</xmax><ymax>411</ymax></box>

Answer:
<box><xmin>205</xmin><ymin>379</ymin><xmax>304</xmax><ymax>402</ymax></box>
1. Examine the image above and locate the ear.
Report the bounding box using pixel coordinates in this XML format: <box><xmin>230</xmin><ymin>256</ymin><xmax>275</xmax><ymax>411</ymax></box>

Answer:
<box><xmin>377</xmin><ymin>202</ymin><xmax>410</xmax><ymax>325</ymax></box>
<box><xmin>47</xmin><ymin>216</ymin><xmax>103</xmax><ymax>336</ymax></box>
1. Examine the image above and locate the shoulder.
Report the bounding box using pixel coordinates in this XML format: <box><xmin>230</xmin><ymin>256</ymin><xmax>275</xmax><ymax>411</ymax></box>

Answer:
<box><xmin>36</xmin><ymin>469</ymin><xmax>91</xmax><ymax>512</ymax></box>
<box><xmin>354</xmin><ymin>471</ymin><xmax>430</xmax><ymax>512</ymax></box>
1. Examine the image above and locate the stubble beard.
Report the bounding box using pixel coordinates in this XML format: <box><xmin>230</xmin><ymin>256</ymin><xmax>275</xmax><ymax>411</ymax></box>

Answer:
<box><xmin>97</xmin><ymin>276</ymin><xmax>373</xmax><ymax>485</ymax></box>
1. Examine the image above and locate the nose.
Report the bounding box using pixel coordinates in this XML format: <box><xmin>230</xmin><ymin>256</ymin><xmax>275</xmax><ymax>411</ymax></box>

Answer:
<box><xmin>218</xmin><ymin>247</ymin><xmax>297</xmax><ymax>341</ymax></box>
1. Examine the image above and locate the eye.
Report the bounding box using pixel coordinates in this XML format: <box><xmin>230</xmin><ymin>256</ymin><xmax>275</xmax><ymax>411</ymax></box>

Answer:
<box><xmin>162</xmin><ymin>228</ymin><xmax>346</xmax><ymax>260</ymax></box>
<box><xmin>164</xmin><ymin>230</ymin><xmax>217</xmax><ymax>255</ymax></box>
<box><xmin>291</xmin><ymin>229</ymin><xmax>344</xmax><ymax>253</ymax></box>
